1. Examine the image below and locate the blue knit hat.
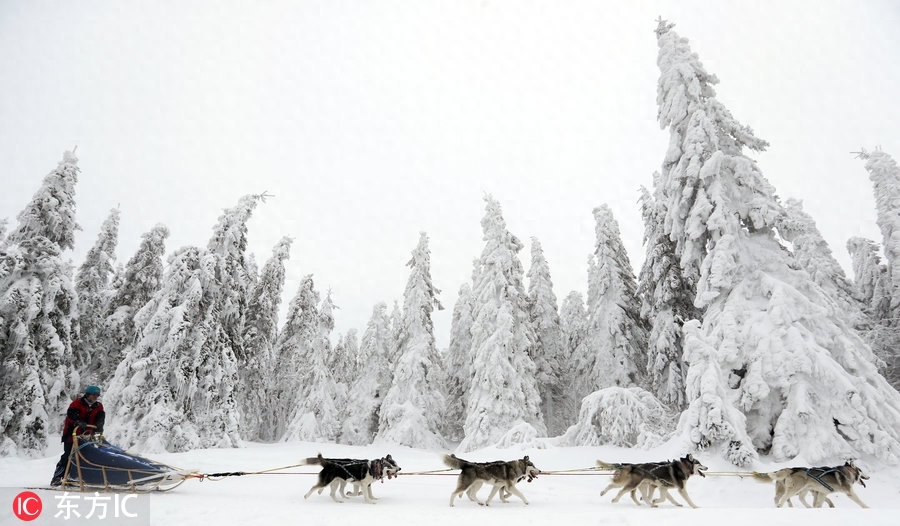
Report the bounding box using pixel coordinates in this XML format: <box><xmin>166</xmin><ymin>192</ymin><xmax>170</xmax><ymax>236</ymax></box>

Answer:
<box><xmin>85</xmin><ymin>385</ymin><xmax>101</xmax><ymax>396</ymax></box>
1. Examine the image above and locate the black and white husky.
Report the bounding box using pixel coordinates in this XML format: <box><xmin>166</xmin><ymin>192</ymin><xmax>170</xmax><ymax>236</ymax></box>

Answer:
<box><xmin>301</xmin><ymin>453</ymin><xmax>401</xmax><ymax>504</ymax></box>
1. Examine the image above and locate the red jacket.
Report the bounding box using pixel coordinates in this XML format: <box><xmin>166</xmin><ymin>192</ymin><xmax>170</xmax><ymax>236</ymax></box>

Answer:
<box><xmin>61</xmin><ymin>396</ymin><xmax>105</xmax><ymax>443</ymax></box>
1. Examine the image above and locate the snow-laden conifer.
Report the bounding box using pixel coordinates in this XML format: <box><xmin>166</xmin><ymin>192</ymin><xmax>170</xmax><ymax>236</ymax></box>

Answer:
<box><xmin>637</xmin><ymin>184</ymin><xmax>697</xmax><ymax>408</ymax></box>
<box><xmin>460</xmin><ymin>196</ymin><xmax>545</xmax><ymax>451</ymax></box>
<box><xmin>860</xmin><ymin>149</ymin><xmax>900</xmax><ymax>317</ymax></box>
<box><xmin>341</xmin><ymin>303</ymin><xmax>393</xmax><ymax>445</ymax></box>
<box><xmin>378</xmin><ymin>233</ymin><xmax>446</xmax><ymax>448</ymax></box>
<box><xmin>574</xmin><ymin>205</ymin><xmax>648</xmax><ymax>401</ymax></box>
<box><xmin>239</xmin><ymin>237</ymin><xmax>291</xmax><ymax>441</ymax></box>
<box><xmin>561</xmin><ymin>387</ymin><xmax>669</xmax><ymax>448</ymax></box>
<box><xmin>847</xmin><ymin>237</ymin><xmax>891</xmax><ymax>317</ymax></box>
<box><xmin>389</xmin><ymin>301</ymin><xmax>403</xmax><ymax>365</ymax></box>
<box><xmin>282</xmin><ymin>288</ymin><xmax>344</xmax><ymax>442</ymax></box>
<box><xmin>527</xmin><ymin>237</ymin><xmax>573</xmax><ymax>436</ymax></box>
<box><xmin>266</xmin><ymin>276</ymin><xmax>318</xmax><ymax>441</ymax></box>
<box><xmin>777</xmin><ymin>199</ymin><xmax>861</xmax><ymax>322</ymax></box>
<box><xmin>74</xmin><ymin>208</ymin><xmax>120</xmax><ymax>374</ymax></box>
<box><xmin>331</xmin><ymin>328</ymin><xmax>359</xmax><ymax>388</ymax></box>
<box><xmin>656</xmin><ymin>20</ymin><xmax>900</xmax><ymax>465</ymax></box>
<box><xmin>100</xmin><ymin>224</ymin><xmax>169</xmax><ymax>383</ymax></box>
<box><xmin>0</xmin><ymin>151</ymin><xmax>80</xmax><ymax>456</ymax></box>
<box><xmin>443</xmin><ymin>282</ymin><xmax>475</xmax><ymax>442</ymax></box>
<box><xmin>106</xmin><ymin>195</ymin><xmax>263</xmax><ymax>452</ymax></box>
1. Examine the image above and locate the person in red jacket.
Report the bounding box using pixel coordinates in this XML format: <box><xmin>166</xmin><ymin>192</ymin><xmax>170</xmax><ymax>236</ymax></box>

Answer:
<box><xmin>51</xmin><ymin>385</ymin><xmax>106</xmax><ymax>486</ymax></box>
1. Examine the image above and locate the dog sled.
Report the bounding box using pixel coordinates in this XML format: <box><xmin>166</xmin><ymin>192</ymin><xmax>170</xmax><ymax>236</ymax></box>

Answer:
<box><xmin>56</xmin><ymin>435</ymin><xmax>191</xmax><ymax>492</ymax></box>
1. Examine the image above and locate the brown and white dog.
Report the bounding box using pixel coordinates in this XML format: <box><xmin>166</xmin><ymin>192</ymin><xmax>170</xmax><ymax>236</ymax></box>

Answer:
<box><xmin>753</xmin><ymin>461</ymin><xmax>869</xmax><ymax>508</ymax></box>
<box><xmin>597</xmin><ymin>454</ymin><xmax>708</xmax><ymax>508</ymax></box>
<box><xmin>442</xmin><ymin>454</ymin><xmax>540</xmax><ymax>507</ymax></box>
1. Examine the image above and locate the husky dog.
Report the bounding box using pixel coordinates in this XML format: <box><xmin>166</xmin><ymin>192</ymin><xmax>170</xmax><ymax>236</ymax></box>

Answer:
<box><xmin>597</xmin><ymin>454</ymin><xmax>708</xmax><ymax>508</ymax></box>
<box><xmin>753</xmin><ymin>461</ymin><xmax>869</xmax><ymax>508</ymax></box>
<box><xmin>301</xmin><ymin>454</ymin><xmax>401</xmax><ymax>504</ymax></box>
<box><xmin>442</xmin><ymin>454</ymin><xmax>541</xmax><ymax>507</ymax></box>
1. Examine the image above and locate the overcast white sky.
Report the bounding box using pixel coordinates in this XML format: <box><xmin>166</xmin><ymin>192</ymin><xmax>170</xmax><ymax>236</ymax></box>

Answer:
<box><xmin>2</xmin><ymin>0</ymin><xmax>899</xmax><ymax>348</ymax></box>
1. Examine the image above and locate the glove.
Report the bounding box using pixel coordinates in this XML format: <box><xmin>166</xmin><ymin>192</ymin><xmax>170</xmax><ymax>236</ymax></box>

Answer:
<box><xmin>75</xmin><ymin>421</ymin><xmax>87</xmax><ymax>434</ymax></box>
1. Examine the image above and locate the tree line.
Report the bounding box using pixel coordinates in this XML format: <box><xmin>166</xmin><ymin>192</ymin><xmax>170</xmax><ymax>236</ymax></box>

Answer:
<box><xmin>2</xmin><ymin>19</ymin><xmax>900</xmax><ymax>466</ymax></box>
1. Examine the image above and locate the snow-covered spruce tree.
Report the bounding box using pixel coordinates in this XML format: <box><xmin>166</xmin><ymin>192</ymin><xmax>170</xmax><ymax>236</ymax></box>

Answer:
<box><xmin>656</xmin><ymin>20</ymin><xmax>900</xmax><ymax>465</ymax></box>
<box><xmin>858</xmin><ymin>149</ymin><xmax>900</xmax><ymax>388</ymax></box>
<box><xmin>777</xmin><ymin>198</ymin><xmax>862</xmax><ymax>323</ymax></box>
<box><xmin>459</xmin><ymin>196</ymin><xmax>545</xmax><ymax>451</ymax></box>
<box><xmin>388</xmin><ymin>300</ymin><xmax>403</xmax><ymax>365</ymax></box>
<box><xmin>861</xmin><ymin>149</ymin><xmax>900</xmax><ymax>317</ymax></box>
<box><xmin>341</xmin><ymin>303</ymin><xmax>393</xmax><ymax>445</ymax></box>
<box><xmin>330</xmin><ymin>328</ymin><xmax>359</xmax><ymax>389</ymax></box>
<box><xmin>847</xmin><ymin>237</ymin><xmax>891</xmax><ymax>318</ymax></box>
<box><xmin>73</xmin><ymin>208</ymin><xmax>120</xmax><ymax>375</ymax></box>
<box><xmin>0</xmin><ymin>151</ymin><xmax>81</xmax><ymax>456</ymax></box>
<box><xmin>0</xmin><ymin>218</ymin><xmax>7</xmax><ymax>245</ymax></box>
<box><xmin>637</xmin><ymin>184</ymin><xmax>698</xmax><ymax>409</ymax></box>
<box><xmin>845</xmin><ymin>236</ymin><xmax>899</xmax><ymax>387</ymax></box>
<box><xmin>106</xmin><ymin>195</ymin><xmax>263</xmax><ymax>452</ymax></box>
<box><xmin>527</xmin><ymin>237</ymin><xmax>573</xmax><ymax>435</ymax></box>
<box><xmin>239</xmin><ymin>236</ymin><xmax>292</xmax><ymax>441</ymax></box>
<box><xmin>283</xmin><ymin>288</ymin><xmax>344</xmax><ymax>442</ymax></box>
<box><xmin>100</xmin><ymin>224</ymin><xmax>169</xmax><ymax>384</ymax></box>
<box><xmin>443</xmin><ymin>282</ymin><xmax>475</xmax><ymax>442</ymax></box>
<box><xmin>573</xmin><ymin>204</ymin><xmax>648</xmax><ymax>402</ymax></box>
<box><xmin>378</xmin><ymin>232</ymin><xmax>446</xmax><ymax>448</ymax></box>
<box><xmin>265</xmin><ymin>275</ymin><xmax>318</xmax><ymax>441</ymax></box>
<box><xmin>560</xmin><ymin>291</ymin><xmax>588</xmax><ymax>376</ymax></box>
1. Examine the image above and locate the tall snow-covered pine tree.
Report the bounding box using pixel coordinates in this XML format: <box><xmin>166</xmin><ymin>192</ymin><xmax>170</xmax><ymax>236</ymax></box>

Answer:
<box><xmin>656</xmin><ymin>19</ymin><xmax>900</xmax><ymax>465</ymax></box>
<box><xmin>0</xmin><ymin>151</ymin><xmax>81</xmax><ymax>456</ymax></box>
<box><xmin>460</xmin><ymin>196</ymin><xmax>545</xmax><ymax>451</ymax></box>
<box><xmin>378</xmin><ymin>232</ymin><xmax>446</xmax><ymax>449</ymax></box>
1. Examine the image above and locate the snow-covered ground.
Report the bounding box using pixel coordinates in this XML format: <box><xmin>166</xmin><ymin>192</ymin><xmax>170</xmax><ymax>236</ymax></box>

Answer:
<box><xmin>2</xmin><ymin>440</ymin><xmax>898</xmax><ymax>525</ymax></box>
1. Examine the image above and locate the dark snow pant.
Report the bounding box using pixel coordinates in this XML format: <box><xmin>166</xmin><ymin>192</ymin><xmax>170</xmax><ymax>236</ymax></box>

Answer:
<box><xmin>52</xmin><ymin>440</ymin><xmax>74</xmax><ymax>481</ymax></box>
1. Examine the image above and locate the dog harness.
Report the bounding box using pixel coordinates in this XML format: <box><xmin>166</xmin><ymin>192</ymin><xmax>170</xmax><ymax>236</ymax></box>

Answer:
<box><xmin>803</xmin><ymin>467</ymin><xmax>837</xmax><ymax>492</ymax></box>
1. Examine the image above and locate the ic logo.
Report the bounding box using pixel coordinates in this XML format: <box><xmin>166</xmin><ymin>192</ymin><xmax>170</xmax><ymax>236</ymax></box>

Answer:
<box><xmin>12</xmin><ymin>491</ymin><xmax>42</xmax><ymax>521</ymax></box>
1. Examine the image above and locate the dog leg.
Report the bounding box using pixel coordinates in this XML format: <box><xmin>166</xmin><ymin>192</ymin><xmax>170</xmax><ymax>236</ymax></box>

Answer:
<box><xmin>611</xmin><ymin>485</ymin><xmax>635</xmax><ymax>503</ymax></box>
<box><xmin>650</xmin><ymin>488</ymin><xmax>668</xmax><ymax>507</ymax></box>
<box><xmin>677</xmin><ymin>488</ymin><xmax>700</xmax><ymax>509</ymax></box>
<box><xmin>629</xmin><ymin>488</ymin><xmax>642</xmax><ymax>506</ymax></box>
<box><xmin>845</xmin><ymin>489</ymin><xmax>869</xmax><ymax>509</ymax></box>
<box><xmin>466</xmin><ymin>481</ymin><xmax>485</xmax><ymax>505</ymax></box>
<box><xmin>362</xmin><ymin>483</ymin><xmax>376</xmax><ymax>505</ymax></box>
<box><xmin>664</xmin><ymin>489</ymin><xmax>683</xmax><ymax>507</ymax></box>
<box><xmin>484</xmin><ymin>484</ymin><xmax>501</xmax><ymax>506</ymax></box>
<box><xmin>599</xmin><ymin>481</ymin><xmax>618</xmax><ymax>497</ymax></box>
<box><xmin>304</xmin><ymin>483</ymin><xmax>322</xmax><ymax>500</ymax></box>
<box><xmin>504</xmin><ymin>485</ymin><xmax>529</xmax><ymax>506</ymax></box>
<box><xmin>329</xmin><ymin>481</ymin><xmax>344</xmax><ymax>503</ymax></box>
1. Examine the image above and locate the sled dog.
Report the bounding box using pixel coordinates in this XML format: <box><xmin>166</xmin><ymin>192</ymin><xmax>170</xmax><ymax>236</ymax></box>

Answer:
<box><xmin>442</xmin><ymin>454</ymin><xmax>540</xmax><ymax>507</ymax></box>
<box><xmin>597</xmin><ymin>454</ymin><xmax>708</xmax><ymax>508</ymax></box>
<box><xmin>301</xmin><ymin>453</ymin><xmax>401</xmax><ymax>504</ymax></box>
<box><xmin>753</xmin><ymin>461</ymin><xmax>869</xmax><ymax>508</ymax></box>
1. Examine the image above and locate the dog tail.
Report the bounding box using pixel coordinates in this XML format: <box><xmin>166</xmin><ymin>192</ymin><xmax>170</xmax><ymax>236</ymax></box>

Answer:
<box><xmin>442</xmin><ymin>454</ymin><xmax>467</xmax><ymax>469</ymax></box>
<box><xmin>750</xmin><ymin>471</ymin><xmax>775</xmax><ymax>483</ymax></box>
<box><xmin>596</xmin><ymin>460</ymin><xmax>620</xmax><ymax>471</ymax></box>
<box><xmin>299</xmin><ymin>453</ymin><xmax>325</xmax><ymax>466</ymax></box>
